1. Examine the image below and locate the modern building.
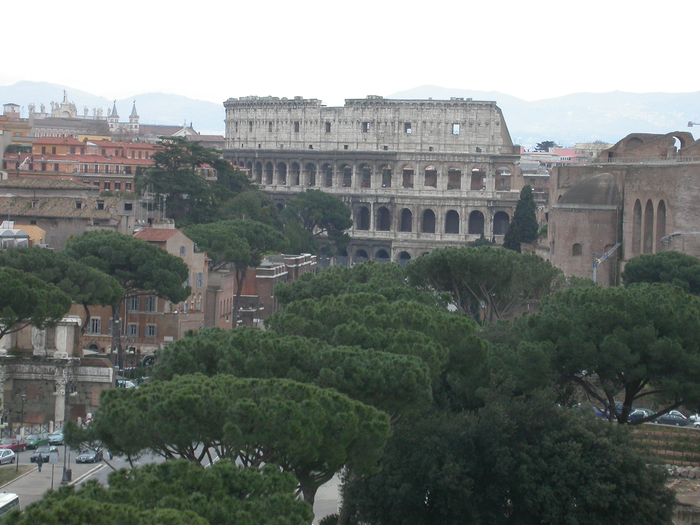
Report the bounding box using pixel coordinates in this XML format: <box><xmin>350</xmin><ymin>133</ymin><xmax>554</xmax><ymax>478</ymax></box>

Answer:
<box><xmin>223</xmin><ymin>95</ymin><xmax>525</xmax><ymax>264</ymax></box>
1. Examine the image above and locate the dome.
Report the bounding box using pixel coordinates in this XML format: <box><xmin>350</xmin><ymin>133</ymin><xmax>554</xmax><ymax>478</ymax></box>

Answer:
<box><xmin>559</xmin><ymin>173</ymin><xmax>622</xmax><ymax>206</ymax></box>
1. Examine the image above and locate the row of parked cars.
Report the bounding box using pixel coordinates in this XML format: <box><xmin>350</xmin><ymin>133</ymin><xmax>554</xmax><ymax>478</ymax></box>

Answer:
<box><xmin>0</xmin><ymin>429</ymin><xmax>64</xmax><ymax>453</ymax></box>
<box><xmin>597</xmin><ymin>404</ymin><xmax>700</xmax><ymax>427</ymax></box>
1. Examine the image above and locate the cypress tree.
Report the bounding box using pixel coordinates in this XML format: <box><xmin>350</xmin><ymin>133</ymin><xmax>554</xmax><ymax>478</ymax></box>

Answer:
<box><xmin>503</xmin><ymin>185</ymin><xmax>538</xmax><ymax>252</ymax></box>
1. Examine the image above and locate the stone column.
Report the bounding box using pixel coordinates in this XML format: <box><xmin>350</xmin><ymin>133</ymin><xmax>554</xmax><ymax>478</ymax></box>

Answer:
<box><xmin>54</xmin><ymin>367</ymin><xmax>68</xmax><ymax>425</ymax></box>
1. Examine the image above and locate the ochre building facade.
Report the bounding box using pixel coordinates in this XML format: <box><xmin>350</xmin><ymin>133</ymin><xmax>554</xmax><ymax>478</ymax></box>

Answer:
<box><xmin>223</xmin><ymin>96</ymin><xmax>524</xmax><ymax>264</ymax></box>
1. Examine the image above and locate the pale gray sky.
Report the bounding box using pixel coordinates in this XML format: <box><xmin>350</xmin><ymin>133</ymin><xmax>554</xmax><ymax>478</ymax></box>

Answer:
<box><xmin>3</xmin><ymin>0</ymin><xmax>699</xmax><ymax>105</ymax></box>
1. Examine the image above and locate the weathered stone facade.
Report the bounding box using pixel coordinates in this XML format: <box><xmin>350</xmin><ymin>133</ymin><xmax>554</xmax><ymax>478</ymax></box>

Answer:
<box><xmin>223</xmin><ymin>96</ymin><xmax>524</xmax><ymax>263</ymax></box>
<box><xmin>549</xmin><ymin>132</ymin><xmax>700</xmax><ymax>284</ymax></box>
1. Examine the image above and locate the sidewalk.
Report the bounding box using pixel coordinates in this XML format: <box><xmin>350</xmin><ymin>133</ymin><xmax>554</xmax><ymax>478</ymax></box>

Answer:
<box><xmin>0</xmin><ymin>458</ymin><xmax>104</xmax><ymax>509</ymax></box>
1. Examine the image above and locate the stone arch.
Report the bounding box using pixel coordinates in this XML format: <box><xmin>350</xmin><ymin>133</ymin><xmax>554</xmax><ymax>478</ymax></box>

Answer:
<box><xmin>632</xmin><ymin>200</ymin><xmax>642</xmax><ymax>256</ymax></box>
<box><xmin>643</xmin><ymin>199</ymin><xmax>654</xmax><ymax>253</ymax></box>
<box><xmin>445</xmin><ymin>210</ymin><xmax>460</xmax><ymax>234</ymax></box>
<box><xmin>245</xmin><ymin>161</ymin><xmax>253</xmax><ymax>174</ymax></box>
<box><xmin>493</xmin><ymin>211</ymin><xmax>510</xmax><ymax>235</ymax></box>
<box><xmin>376</xmin><ymin>206</ymin><xmax>391</xmax><ymax>231</ymax></box>
<box><xmin>86</xmin><ymin>342</ymin><xmax>100</xmax><ymax>351</ymax></box>
<box><xmin>356</xmin><ymin>206</ymin><xmax>370</xmax><ymax>230</ymax></box>
<box><xmin>471</xmin><ymin>167</ymin><xmax>486</xmax><ymax>190</ymax></box>
<box><xmin>341</xmin><ymin>164</ymin><xmax>352</xmax><ymax>187</ymax></box>
<box><xmin>275</xmin><ymin>203</ymin><xmax>284</xmax><ymax>211</ymax></box>
<box><xmin>422</xmin><ymin>209</ymin><xmax>436</xmax><ymax>233</ymax></box>
<box><xmin>265</xmin><ymin>162</ymin><xmax>274</xmax><ymax>185</ymax></box>
<box><xmin>572</xmin><ymin>243</ymin><xmax>582</xmax><ymax>256</ymax></box>
<box><xmin>381</xmin><ymin>165</ymin><xmax>392</xmax><ymax>188</ymax></box>
<box><xmin>359</xmin><ymin>163</ymin><xmax>372</xmax><ymax>188</ymax></box>
<box><xmin>375</xmin><ymin>249</ymin><xmax>390</xmax><ymax>262</ymax></box>
<box><xmin>305</xmin><ymin>163</ymin><xmax>317</xmax><ymax>187</ymax></box>
<box><xmin>322</xmin><ymin>163</ymin><xmax>333</xmax><ymax>187</ymax></box>
<box><xmin>290</xmin><ymin>162</ymin><xmax>301</xmax><ymax>185</ymax></box>
<box><xmin>400</xmin><ymin>208</ymin><xmax>412</xmax><ymax>232</ymax></box>
<box><xmin>354</xmin><ymin>249</ymin><xmax>369</xmax><ymax>262</ymax></box>
<box><xmin>447</xmin><ymin>167</ymin><xmax>461</xmax><ymax>190</ymax></box>
<box><xmin>626</xmin><ymin>137</ymin><xmax>644</xmax><ymax>149</ymax></box>
<box><xmin>468</xmin><ymin>211</ymin><xmax>485</xmax><ymax>235</ymax></box>
<box><xmin>276</xmin><ymin>162</ymin><xmax>287</xmax><ymax>185</ymax></box>
<box><xmin>424</xmin><ymin>165</ymin><xmax>437</xmax><ymax>188</ymax></box>
<box><xmin>402</xmin><ymin>165</ymin><xmax>414</xmax><ymax>188</ymax></box>
<box><xmin>398</xmin><ymin>251</ymin><xmax>411</xmax><ymax>267</ymax></box>
<box><xmin>656</xmin><ymin>200</ymin><xmax>666</xmax><ymax>251</ymax></box>
<box><xmin>254</xmin><ymin>162</ymin><xmax>263</xmax><ymax>183</ymax></box>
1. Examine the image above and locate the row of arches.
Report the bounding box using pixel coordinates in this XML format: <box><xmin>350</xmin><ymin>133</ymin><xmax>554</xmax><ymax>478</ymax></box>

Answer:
<box><xmin>237</xmin><ymin>158</ymin><xmax>512</xmax><ymax>191</ymax></box>
<box><xmin>631</xmin><ymin>199</ymin><xmax>666</xmax><ymax>256</ymax></box>
<box><xmin>354</xmin><ymin>207</ymin><xmax>510</xmax><ymax>236</ymax></box>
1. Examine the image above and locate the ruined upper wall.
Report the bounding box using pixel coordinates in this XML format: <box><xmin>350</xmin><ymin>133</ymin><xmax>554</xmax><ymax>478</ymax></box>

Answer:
<box><xmin>223</xmin><ymin>96</ymin><xmax>516</xmax><ymax>155</ymax></box>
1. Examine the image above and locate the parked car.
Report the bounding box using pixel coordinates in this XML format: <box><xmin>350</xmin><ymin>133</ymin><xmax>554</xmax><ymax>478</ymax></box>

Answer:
<box><xmin>25</xmin><ymin>434</ymin><xmax>49</xmax><ymax>450</ymax></box>
<box><xmin>0</xmin><ymin>450</ymin><xmax>15</xmax><ymax>465</ymax></box>
<box><xmin>0</xmin><ymin>439</ymin><xmax>26</xmax><ymax>453</ymax></box>
<box><xmin>628</xmin><ymin>408</ymin><xmax>655</xmax><ymax>422</ymax></box>
<box><xmin>48</xmin><ymin>430</ymin><xmax>63</xmax><ymax>446</ymax></box>
<box><xmin>76</xmin><ymin>450</ymin><xmax>103</xmax><ymax>464</ymax></box>
<box><xmin>651</xmin><ymin>412</ymin><xmax>692</xmax><ymax>427</ymax></box>
<box><xmin>30</xmin><ymin>446</ymin><xmax>58</xmax><ymax>463</ymax></box>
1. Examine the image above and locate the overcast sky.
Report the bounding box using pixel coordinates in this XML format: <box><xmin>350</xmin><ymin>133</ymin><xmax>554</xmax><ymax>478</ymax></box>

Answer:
<box><xmin>3</xmin><ymin>0</ymin><xmax>698</xmax><ymax>106</ymax></box>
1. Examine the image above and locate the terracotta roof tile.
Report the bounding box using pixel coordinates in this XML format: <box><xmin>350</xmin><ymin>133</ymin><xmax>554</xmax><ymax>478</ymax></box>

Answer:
<box><xmin>0</xmin><ymin>196</ymin><xmax>122</xmax><ymax>219</ymax></box>
<box><xmin>134</xmin><ymin>228</ymin><xmax>181</xmax><ymax>241</ymax></box>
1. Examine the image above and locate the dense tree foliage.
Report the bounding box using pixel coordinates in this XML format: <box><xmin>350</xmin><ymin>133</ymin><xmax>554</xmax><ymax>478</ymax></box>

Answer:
<box><xmin>87</xmin><ymin>375</ymin><xmax>390</xmax><ymax>505</ymax></box>
<box><xmin>184</xmin><ymin>220</ymin><xmax>288</xmax><ymax>322</ymax></box>
<box><xmin>64</xmin><ymin>230</ymin><xmax>190</xmax><ymax>355</ymax></box>
<box><xmin>0</xmin><ymin>267</ymin><xmax>72</xmax><ymax>340</ymax></box>
<box><xmin>406</xmin><ymin>246</ymin><xmax>563</xmax><ymax>324</ymax></box>
<box><xmin>502</xmin><ymin>185</ymin><xmax>539</xmax><ymax>252</ymax></box>
<box><xmin>280</xmin><ymin>190</ymin><xmax>352</xmax><ymax>254</ymax></box>
<box><xmin>267</xmin><ymin>293</ymin><xmax>489</xmax><ymax>410</ymax></box>
<box><xmin>217</xmin><ymin>190</ymin><xmax>283</xmax><ymax>228</ymax></box>
<box><xmin>0</xmin><ymin>247</ymin><xmax>123</xmax><ymax>334</ymax></box>
<box><xmin>534</xmin><ymin>140</ymin><xmax>560</xmax><ymax>151</ymax></box>
<box><xmin>341</xmin><ymin>394</ymin><xmax>674</xmax><ymax>525</ymax></box>
<box><xmin>152</xmin><ymin>327</ymin><xmax>432</xmax><ymax>418</ymax></box>
<box><xmin>622</xmin><ymin>250</ymin><xmax>700</xmax><ymax>294</ymax></box>
<box><xmin>4</xmin><ymin>460</ymin><xmax>310</xmax><ymax>525</ymax></box>
<box><xmin>274</xmin><ymin>261</ymin><xmax>447</xmax><ymax>308</ymax></box>
<box><xmin>135</xmin><ymin>137</ymin><xmax>252</xmax><ymax>225</ymax></box>
<box><xmin>522</xmin><ymin>283</ymin><xmax>700</xmax><ymax>423</ymax></box>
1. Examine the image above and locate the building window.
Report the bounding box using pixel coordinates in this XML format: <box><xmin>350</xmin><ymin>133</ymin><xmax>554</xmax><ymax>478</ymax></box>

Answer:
<box><xmin>96</xmin><ymin>201</ymin><xmax>104</xmax><ymax>210</ymax></box>
<box><xmin>145</xmin><ymin>296</ymin><xmax>157</xmax><ymax>312</ymax></box>
<box><xmin>572</xmin><ymin>243</ymin><xmax>583</xmax><ymax>256</ymax></box>
<box><xmin>127</xmin><ymin>324</ymin><xmax>139</xmax><ymax>337</ymax></box>
<box><xmin>180</xmin><ymin>246</ymin><xmax>186</xmax><ymax>256</ymax></box>
<box><xmin>404</xmin><ymin>122</ymin><xmax>412</xmax><ymax>134</ymax></box>
<box><xmin>31</xmin><ymin>200</ymin><xmax>39</xmax><ymax>208</ymax></box>
<box><xmin>294</xmin><ymin>121</ymin><xmax>300</xmax><ymax>133</ymax></box>
<box><xmin>54</xmin><ymin>163</ymin><xmax>59</xmax><ymax>171</ymax></box>
<box><xmin>41</xmin><ymin>147</ymin><xmax>46</xmax><ymax>154</ymax></box>
<box><xmin>127</xmin><ymin>296</ymin><xmax>140</xmax><ymax>312</ymax></box>
<box><xmin>249</xmin><ymin>121</ymin><xmax>253</xmax><ymax>132</ymax></box>
<box><xmin>70</xmin><ymin>147</ymin><xmax>75</xmax><ymax>154</ymax></box>
<box><xmin>325</xmin><ymin>122</ymin><xmax>331</xmax><ymax>133</ymax></box>
<box><xmin>41</xmin><ymin>163</ymin><xmax>47</xmax><ymax>171</ymax></box>
<box><xmin>362</xmin><ymin>122</ymin><xmax>370</xmax><ymax>133</ymax></box>
<box><xmin>104</xmin><ymin>182</ymin><xmax>111</xmax><ymax>191</ymax></box>
<box><xmin>196</xmin><ymin>272</ymin><xmax>203</xmax><ymax>288</ymax></box>
<box><xmin>88</xmin><ymin>317</ymin><xmax>101</xmax><ymax>335</ymax></box>
<box><xmin>268</xmin><ymin>122</ymin><xmax>273</xmax><ymax>132</ymax></box>
<box><xmin>51</xmin><ymin>147</ymin><xmax>56</xmax><ymax>154</ymax></box>
<box><xmin>124</xmin><ymin>202</ymin><xmax>133</xmax><ymax>211</ymax></box>
<box><xmin>126</xmin><ymin>183</ymin><xmax>132</xmax><ymax>191</ymax></box>
<box><xmin>114</xmin><ymin>182</ymin><xmax>121</xmax><ymax>190</ymax></box>
<box><xmin>145</xmin><ymin>324</ymin><xmax>157</xmax><ymax>337</ymax></box>
<box><xmin>452</xmin><ymin>123</ymin><xmax>460</xmax><ymax>135</ymax></box>
<box><xmin>75</xmin><ymin>201</ymin><xmax>83</xmax><ymax>210</ymax></box>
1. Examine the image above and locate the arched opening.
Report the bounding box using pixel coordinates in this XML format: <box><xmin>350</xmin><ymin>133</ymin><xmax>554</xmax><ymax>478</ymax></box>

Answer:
<box><xmin>276</xmin><ymin>203</ymin><xmax>284</xmax><ymax>212</ymax></box>
<box><xmin>633</xmin><ymin>200</ymin><xmax>642</xmax><ymax>255</ymax></box>
<box><xmin>656</xmin><ymin>200</ymin><xmax>666</xmax><ymax>252</ymax></box>
<box><xmin>398</xmin><ymin>251</ymin><xmax>411</xmax><ymax>268</ymax></box>
<box><xmin>422</xmin><ymin>209</ymin><xmax>436</xmax><ymax>233</ymax></box>
<box><xmin>356</xmin><ymin>207</ymin><xmax>370</xmax><ymax>230</ymax></box>
<box><xmin>337</xmin><ymin>249</ymin><xmax>349</xmax><ymax>267</ymax></box>
<box><xmin>643</xmin><ymin>200</ymin><xmax>654</xmax><ymax>253</ymax></box>
<box><xmin>342</xmin><ymin>165</ymin><xmax>352</xmax><ymax>187</ymax></box>
<box><xmin>290</xmin><ymin>162</ymin><xmax>301</xmax><ymax>186</ymax></box>
<box><xmin>424</xmin><ymin>165</ymin><xmax>437</xmax><ymax>188</ymax></box>
<box><xmin>626</xmin><ymin>137</ymin><xmax>644</xmax><ymax>149</ymax></box>
<box><xmin>468</xmin><ymin>210</ymin><xmax>485</xmax><ymax>235</ymax></box>
<box><xmin>305</xmin><ymin>163</ymin><xmax>317</xmax><ymax>187</ymax></box>
<box><xmin>322</xmin><ymin>164</ymin><xmax>333</xmax><ymax>187</ymax></box>
<box><xmin>354</xmin><ymin>249</ymin><xmax>369</xmax><ymax>263</ymax></box>
<box><xmin>402</xmin><ymin>166</ymin><xmax>414</xmax><ymax>188</ymax></box>
<box><xmin>360</xmin><ymin>164</ymin><xmax>372</xmax><ymax>188</ymax></box>
<box><xmin>375</xmin><ymin>249</ymin><xmax>390</xmax><ymax>263</ymax></box>
<box><xmin>572</xmin><ymin>243</ymin><xmax>582</xmax><ymax>256</ymax></box>
<box><xmin>265</xmin><ymin>162</ymin><xmax>274</xmax><ymax>185</ymax></box>
<box><xmin>673</xmin><ymin>136</ymin><xmax>683</xmax><ymax>153</ymax></box>
<box><xmin>400</xmin><ymin>209</ymin><xmax>412</xmax><ymax>232</ymax></box>
<box><xmin>447</xmin><ymin>168</ymin><xmax>461</xmax><ymax>190</ymax></box>
<box><xmin>277</xmin><ymin>162</ymin><xmax>287</xmax><ymax>185</ymax></box>
<box><xmin>381</xmin><ymin>165</ymin><xmax>392</xmax><ymax>188</ymax></box>
<box><xmin>445</xmin><ymin>210</ymin><xmax>460</xmax><ymax>234</ymax></box>
<box><xmin>495</xmin><ymin>167</ymin><xmax>511</xmax><ymax>191</ymax></box>
<box><xmin>493</xmin><ymin>211</ymin><xmax>510</xmax><ymax>235</ymax></box>
<box><xmin>376</xmin><ymin>207</ymin><xmax>391</xmax><ymax>231</ymax></box>
<box><xmin>254</xmin><ymin>162</ymin><xmax>263</xmax><ymax>183</ymax></box>
<box><xmin>245</xmin><ymin>161</ymin><xmax>253</xmax><ymax>175</ymax></box>
<box><xmin>471</xmin><ymin>168</ymin><xmax>486</xmax><ymax>190</ymax></box>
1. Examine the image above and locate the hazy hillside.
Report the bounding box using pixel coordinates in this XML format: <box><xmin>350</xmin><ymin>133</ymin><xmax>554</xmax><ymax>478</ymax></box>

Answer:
<box><xmin>2</xmin><ymin>81</ymin><xmax>700</xmax><ymax>147</ymax></box>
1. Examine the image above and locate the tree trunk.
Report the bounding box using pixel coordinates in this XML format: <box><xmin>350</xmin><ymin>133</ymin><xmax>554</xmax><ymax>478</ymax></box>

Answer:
<box><xmin>111</xmin><ymin>299</ymin><xmax>123</xmax><ymax>382</ymax></box>
<box><xmin>232</xmin><ymin>266</ymin><xmax>248</xmax><ymax>328</ymax></box>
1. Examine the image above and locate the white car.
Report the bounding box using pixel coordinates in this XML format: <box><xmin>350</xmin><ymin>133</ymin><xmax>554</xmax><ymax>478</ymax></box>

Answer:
<box><xmin>0</xmin><ymin>449</ymin><xmax>16</xmax><ymax>465</ymax></box>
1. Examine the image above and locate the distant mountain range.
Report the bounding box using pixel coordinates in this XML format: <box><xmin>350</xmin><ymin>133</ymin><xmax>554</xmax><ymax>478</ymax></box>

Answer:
<box><xmin>2</xmin><ymin>81</ymin><xmax>699</xmax><ymax>148</ymax></box>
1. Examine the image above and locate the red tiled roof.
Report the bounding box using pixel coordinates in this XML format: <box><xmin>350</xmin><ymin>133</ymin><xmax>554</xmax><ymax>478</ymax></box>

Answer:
<box><xmin>33</xmin><ymin>137</ymin><xmax>84</xmax><ymax>146</ymax></box>
<box><xmin>134</xmin><ymin>228</ymin><xmax>181</xmax><ymax>241</ymax></box>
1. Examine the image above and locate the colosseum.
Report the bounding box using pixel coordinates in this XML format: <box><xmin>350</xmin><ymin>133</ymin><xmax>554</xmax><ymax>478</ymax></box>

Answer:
<box><xmin>223</xmin><ymin>95</ymin><xmax>525</xmax><ymax>265</ymax></box>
